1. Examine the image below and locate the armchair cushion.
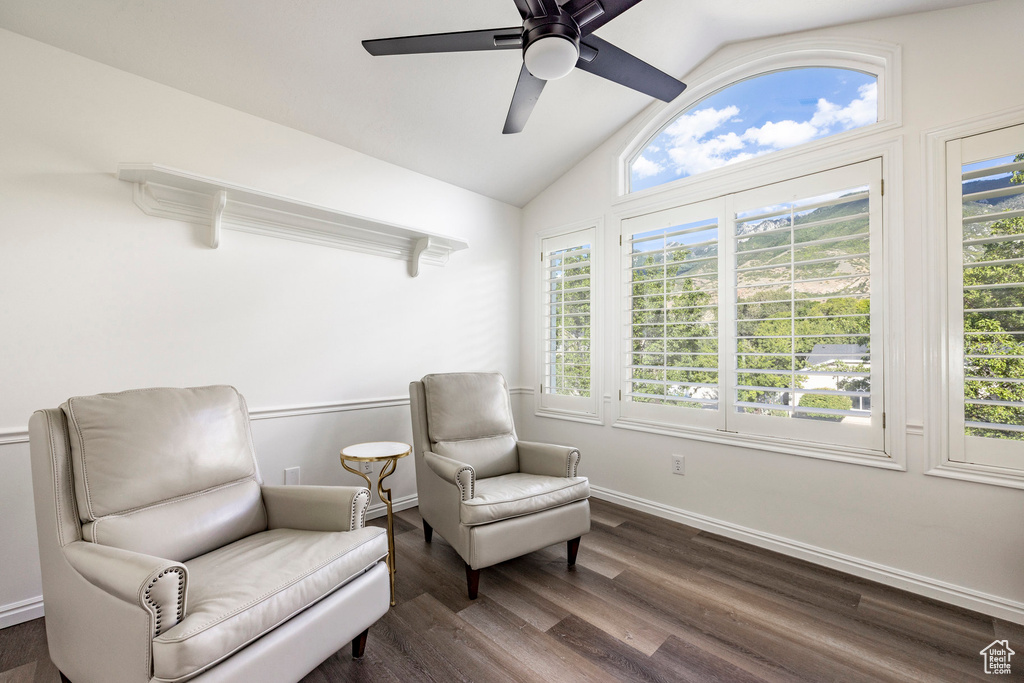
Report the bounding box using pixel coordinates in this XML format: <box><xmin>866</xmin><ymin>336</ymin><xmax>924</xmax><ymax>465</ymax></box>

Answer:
<box><xmin>63</xmin><ymin>385</ymin><xmax>258</xmax><ymax>521</ymax></box>
<box><xmin>262</xmin><ymin>485</ymin><xmax>370</xmax><ymax>532</ymax></box>
<box><xmin>153</xmin><ymin>526</ymin><xmax>387</xmax><ymax>682</ymax></box>
<box><xmin>80</xmin><ymin>479</ymin><xmax>266</xmax><ymax>562</ymax></box>
<box><xmin>433</xmin><ymin>433</ymin><xmax>518</xmax><ymax>479</ymax></box>
<box><xmin>422</xmin><ymin>373</ymin><xmax>514</xmax><ymax>442</ymax></box>
<box><xmin>461</xmin><ymin>473</ymin><xmax>590</xmax><ymax>526</ymax></box>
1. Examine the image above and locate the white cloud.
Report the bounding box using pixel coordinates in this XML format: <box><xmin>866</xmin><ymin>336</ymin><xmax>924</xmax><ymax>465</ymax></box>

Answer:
<box><xmin>665</xmin><ymin>105</ymin><xmax>740</xmax><ymax>140</ymax></box>
<box><xmin>742</xmin><ymin>119</ymin><xmax>820</xmax><ymax>149</ymax></box>
<box><xmin>810</xmin><ymin>82</ymin><xmax>877</xmax><ymax>131</ymax></box>
<box><xmin>632</xmin><ymin>155</ymin><xmax>664</xmax><ymax>179</ymax></box>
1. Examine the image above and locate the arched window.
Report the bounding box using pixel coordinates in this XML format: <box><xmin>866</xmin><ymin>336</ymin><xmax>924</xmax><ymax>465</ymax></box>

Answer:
<box><xmin>629</xmin><ymin>68</ymin><xmax>879</xmax><ymax>193</ymax></box>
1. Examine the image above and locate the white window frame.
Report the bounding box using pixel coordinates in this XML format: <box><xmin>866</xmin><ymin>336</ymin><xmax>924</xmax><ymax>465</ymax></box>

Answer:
<box><xmin>924</xmin><ymin>108</ymin><xmax>1024</xmax><ymax>489</ymax></box>
<box><xmin>620</xmin><ymin>198</ymin><xmax>726</xmax><ymax>431</ymax></box>
<box><xmin>725</xmin><ymin>160</ymin><xmax>885</xmax><ymax>453</ymax></box>
<box><xmin>616</xmin><ymin>158</ymin><xmax>894</xmax><ymax>466</ymax></box>
<box><xmin>536</xmin><ymin>219</ymin><xmax>603</xmax><ymax>424</ymax></box>
<box><xmin>611</xmin><ymin>135</ymin><xmax>904</xmax><ymax>470</ymax></box>
<box><xmin>615</xmin><ymin>38</ymin><xmax>901</xmax><ymax>202</ymax></box>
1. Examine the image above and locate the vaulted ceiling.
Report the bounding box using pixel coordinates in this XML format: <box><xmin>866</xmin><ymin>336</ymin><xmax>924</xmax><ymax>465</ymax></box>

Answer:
<box><xmin>0</xmin><ymin>0</ymin><xmax>988</xmax><ymax>206</ymax></box>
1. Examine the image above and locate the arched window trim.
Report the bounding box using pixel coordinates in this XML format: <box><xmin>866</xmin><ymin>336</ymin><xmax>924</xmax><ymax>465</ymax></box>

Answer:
<box><xmin>616</xmin><ymin>38</ymin><xmax>901</xmax><ymax>200</ymax></box>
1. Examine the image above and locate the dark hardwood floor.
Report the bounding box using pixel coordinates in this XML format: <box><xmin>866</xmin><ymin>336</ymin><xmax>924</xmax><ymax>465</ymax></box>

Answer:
<box><xmin>2</xmin><ymin>499</ymin><xmax>1020</xmax><ymax>682</ymax></box>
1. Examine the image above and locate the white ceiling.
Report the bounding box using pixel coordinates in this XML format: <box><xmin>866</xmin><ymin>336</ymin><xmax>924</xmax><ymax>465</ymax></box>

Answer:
<box><xmin>0</xmin><ymin>0</ymin><xmax>988</xmax><ymax>206</ymax></box>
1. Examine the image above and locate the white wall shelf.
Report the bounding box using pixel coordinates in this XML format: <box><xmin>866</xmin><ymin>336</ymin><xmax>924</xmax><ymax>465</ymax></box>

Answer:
<box><xmin>116</xmin><ymin>163</ymin><xmax>469</xmax><ymax>277</ymax></box>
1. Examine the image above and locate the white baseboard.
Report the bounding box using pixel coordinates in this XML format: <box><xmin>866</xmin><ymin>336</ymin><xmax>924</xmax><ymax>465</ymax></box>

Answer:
<box><xmin>591</xmin><ymin>485</ymin><xmax>1024</xmax><ymax>625</ymax></box>
<box><xmin>0</xmin><ymin>596</ymin><xmax>44</xmax><ymax>629</ymax></box>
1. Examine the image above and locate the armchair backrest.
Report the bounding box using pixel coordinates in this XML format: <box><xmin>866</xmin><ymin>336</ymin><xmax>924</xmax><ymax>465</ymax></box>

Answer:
<box><xmin>414</xmin><ymin>373</ymin><xmax>519</xmax><ymax>479</ymax></box>
<box><xmin>53</xmin><ymin>385</ymin><xmax>267</xmax><ymax>561</ymax></box>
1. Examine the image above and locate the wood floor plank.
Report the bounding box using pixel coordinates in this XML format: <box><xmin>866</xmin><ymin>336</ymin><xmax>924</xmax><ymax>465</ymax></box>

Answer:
<box><xmin>492</xmin><ymin>558</ymin><xmax>671</xmax><ymax>656</ymax></box>
<box><xmin>589</xmin><ymin>506</ymin><xmax>628</xmax><ymax>528</ymax></box>
<box><xmin>395</xmin><ymin>508</ymin><xmax>425</xmax><ymax>530</ymax></box>
<box><xmin>396</xmin><ymin>593</ymin><xmax>531</xmax><ymax>683</ymax></box>
<box><xmin>0</xmin><ymin>662</ymin><xmax>35</xmax><ymax>683</ymax></box>
<box><xmin>457</xmin><ymin>598</ymin><xmax>620</xmax><ymax>683</ymax></box>
<box><xmin>699</xmin><ymin>563</ymin><xmax>991</xmax><ymax>682</ymax></box>
<box><xmin>550</xmin><ymin>614</ymin><xmax>685</xmax><ymax>683</ymax></box>
<box><xmin>470</xmin><ymin>565</ymin><xmax>569</xmax><ymax>632</ymax></box>
<box><xmin>650</xmin><ymin>635</ymin><xmax>772</xmax><ymax>683</ymax></box>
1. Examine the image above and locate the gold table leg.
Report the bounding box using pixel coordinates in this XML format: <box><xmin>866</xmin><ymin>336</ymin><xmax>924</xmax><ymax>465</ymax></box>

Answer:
<box><xmin>377</xmin><ymin>457</ymin><xmax>398</xmax><ymax>605</ymax></box>
<box><xmin>341</xmin><ymin>455</ymin><xmax>401</xmax><ymax>606</ymax></box>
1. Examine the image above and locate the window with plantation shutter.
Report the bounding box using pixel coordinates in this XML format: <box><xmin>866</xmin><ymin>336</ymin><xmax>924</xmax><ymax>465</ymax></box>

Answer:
<box><xmin>539</xmin><ymin>225</ymin><xmax>600</xmax><ymax>420</ymax></box>
<box><xmin>619</xmin><ymin>160</ymin><xmax>885</xmax><ymax>452</ymax></box>
<box><xmin>621</xmin><ymin>201</ymin><xmax>723</xmax><ymax>430</ymax></box>
<box><xmin>728</xmin><ymin>160</ymin><xmax>884</xmax><ymax>451</ymax></box>
<box><xmin>947</xmin><ymin>123</ymin><xmax>1024</xmax><ymax>470</ymax></box>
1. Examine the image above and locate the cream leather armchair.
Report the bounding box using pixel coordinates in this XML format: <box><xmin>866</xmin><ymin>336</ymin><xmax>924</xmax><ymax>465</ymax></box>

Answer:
<box><xmin>409</xmin><ymin>372</ymin><xmax>590</xmax><ymax>598</ymax></box>
<box><xmin>29</xmin><ymin>386</ymin><xmax>390</xmax><ymax>683</ymax></box>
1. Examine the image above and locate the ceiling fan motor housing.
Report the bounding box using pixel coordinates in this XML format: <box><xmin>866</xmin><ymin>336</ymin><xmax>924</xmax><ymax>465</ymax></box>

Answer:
<box><xmin>522</xmin><ymin>9</ymin><xmax>581</xmax><ymax>80</ymax></box>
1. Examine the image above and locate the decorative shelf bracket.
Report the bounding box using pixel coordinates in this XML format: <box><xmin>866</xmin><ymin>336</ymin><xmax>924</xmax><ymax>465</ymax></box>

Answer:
<box><xmin>116</xmin><ymin>163</ymin><xmax>468</xmax><ymax>276</ymax></box>
<box><xmin>210</xmin><ymin>189</ymin><xmax>227</xmax><ymax>249</ymax></box>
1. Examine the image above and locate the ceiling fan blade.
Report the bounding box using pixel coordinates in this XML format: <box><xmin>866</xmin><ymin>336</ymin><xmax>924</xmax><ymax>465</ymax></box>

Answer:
<box><xmin>561</xmin><ymin>0</ymin><xmax>643</xmax><ymax>36</ymax></box>
<box><xmin>503</xmin><ymin>64</ymin><xmax>546</xmax><ymax>134</ymax></box>
<box><xmin>363</xmin><ymin>27</ymin><xmax>523</xmax><ymax>56</ymax></box>
<box><xmin>511</xmin><ymin>0</ymin><xmax>531</xmax><ymax>19</ymax></box>
<box><xmin>575</xmin><ymin>35</ymin><xmax>685</xmax><ymax>102</ymax></box>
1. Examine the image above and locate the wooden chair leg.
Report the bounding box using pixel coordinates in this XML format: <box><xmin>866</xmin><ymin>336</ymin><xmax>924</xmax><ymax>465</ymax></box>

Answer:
<box><xmin>422</xmin><ymin>519</ymin><xmax>433</xmax><ymax>543</ymax></box>
<box><xmin>351</xmin><ymin>627</ymin><xmax>369</xmax><ymax>659</ymax></box>
<box><xmin>567</xmin><ymin>536</ymin><xmax>581</xmax><ymax>567</ymax></box>
<box><xmin>465</xmin><ymin>564</ymin><xmax>480</xmax><ymax>600</ymax></box>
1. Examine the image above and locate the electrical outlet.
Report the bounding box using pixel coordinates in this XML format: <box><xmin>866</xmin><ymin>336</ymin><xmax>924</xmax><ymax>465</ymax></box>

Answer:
<box><xmin>361</xmin><ymin>462</ymin><xmax>373</xmax><ymax>474</ymax></box>
<box><xmin>671</xmin><ymin>455</ymin><xmax>684</xmax><ymax>475</ymax></box>
<box><xmin>284</xmin><ymin>467</ymin><xmax>300</xmax><ymax>485</ymax></box>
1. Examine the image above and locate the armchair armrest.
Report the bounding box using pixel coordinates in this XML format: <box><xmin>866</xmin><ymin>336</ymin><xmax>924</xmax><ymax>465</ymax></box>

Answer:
<box><xmin>517</xmin><ymin>440</ymin><xmax>582</xmax><ymax>478</ymax></box>
<box><xmin>423</xmin><ymin>451</ymin><xmax>476</xmax><ymax>501</ymax></box>
<box><xmin>262</xmin><ymin>485</ymin><xmax>371</xmax><ymax>532</ymax></box>
<box><xmin>63</xmin><ymin>541</ymin><xmax>187</xmax><ymax>637</ymax></box>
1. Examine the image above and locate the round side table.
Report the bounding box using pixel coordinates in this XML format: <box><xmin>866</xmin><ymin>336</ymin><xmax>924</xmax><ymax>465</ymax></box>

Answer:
<box><xmin>340</xmin><ymin>441</ymin><xmax>411</xmax><ymax>605</ymax></box>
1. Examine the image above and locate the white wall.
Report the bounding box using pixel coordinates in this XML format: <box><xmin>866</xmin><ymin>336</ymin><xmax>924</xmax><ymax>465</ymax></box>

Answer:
<box><xmin>0</xmin><ymin>29</ymin><xmax>521</xmax><ymax>625</ymax></box>
<box><xmin>518</xmin><ymin>0</ymin><xmax>1024</xmax><ymax>621</ymax></box>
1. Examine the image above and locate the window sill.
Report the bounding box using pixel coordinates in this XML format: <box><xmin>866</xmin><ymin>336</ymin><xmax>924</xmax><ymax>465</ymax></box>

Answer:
<box><xmin>612</xmin><ymin>417</ymin><xmax>905</xmax><ymax>471</ymax></box>
<box><xmin>535</xmin><ymin>408</ymin><xmax>604</xmax><ymax>426</ymax></box>
<box><xmin>925</xmin><ymin>460</ymin><xmax>1024</xmax><ymax>490</ymax></box>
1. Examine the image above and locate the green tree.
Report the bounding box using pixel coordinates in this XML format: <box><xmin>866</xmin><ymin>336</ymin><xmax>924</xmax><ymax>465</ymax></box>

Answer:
<box><xmin>547</xmin><ymin>247</ymin><xmax>591</xmax><ymax>396</ymax></box>
<box><xmin>798</xmin><ymin>393</ymin><xmax>853</xmax><ymax>421</ymax></box>
<box><xmin>630</xmin><ymin>241</ymin><xmax>716</xmax><ymax>408</ymax></box>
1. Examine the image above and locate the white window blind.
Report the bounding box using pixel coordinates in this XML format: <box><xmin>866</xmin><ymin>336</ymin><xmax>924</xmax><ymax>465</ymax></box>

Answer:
<box><xmin>728</xmin><ymin>160</ymin><xmax>883</xmax><ymax>450</ymax></box>
<box><xmin>620</xmin><ymin>160</ymin><xmax>884</xmax><ymax>452</ymax></box>
<box><xmin>540</xmin><ymin>226</ymin><xmax>598</xmax><ymax>418</ymax></box>
<box><xmin>621</xmin><ymin>201</ymin><xmax>724</xmax><ymax>430</ymax></box>
<box><xmin>948</xmin><ymin>123</ymin><xmax>1024</xmax><ymax>470</ymax></box>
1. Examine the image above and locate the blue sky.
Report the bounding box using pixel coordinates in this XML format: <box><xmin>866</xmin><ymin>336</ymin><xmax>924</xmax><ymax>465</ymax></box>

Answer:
<box><xmin>630</xmin><ymin>68</ymin><xmax>878</xmax><ymax>192</ymax></box>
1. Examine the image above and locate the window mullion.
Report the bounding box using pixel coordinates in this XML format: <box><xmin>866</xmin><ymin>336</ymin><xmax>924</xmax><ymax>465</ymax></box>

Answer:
<box><xmin>722</xmin><ymin>196</ymin><xmax>736</xmax><ymax>431</ymax></box>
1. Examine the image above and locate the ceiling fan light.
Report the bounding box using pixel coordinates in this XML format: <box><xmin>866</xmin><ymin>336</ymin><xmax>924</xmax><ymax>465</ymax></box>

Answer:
<box><xmin>524</xmin><ymin>35</ymin><xmax>579</xmax><ymax>81</ymax></box>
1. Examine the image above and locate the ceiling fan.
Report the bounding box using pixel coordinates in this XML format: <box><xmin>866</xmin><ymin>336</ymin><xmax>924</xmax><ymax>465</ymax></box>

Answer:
<box><xmin>362</xmin><ymin>0</ymin><xmax>686</xmax><ymax>134</ymax></box>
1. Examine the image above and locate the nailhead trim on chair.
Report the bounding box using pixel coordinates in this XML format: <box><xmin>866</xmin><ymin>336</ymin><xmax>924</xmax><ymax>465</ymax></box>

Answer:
<box><xmin>455</xmin><ymin>467</ymin><xmax>475</xmax><ymax>500</ymax></box>
<box><xmin>144</xmin><ymin>567</ymin><xmax>186</xmax><ymax>637</ymax></box>
<box><xmin>568</xmin><ymin>449</ymin><xmax>581</xmax><ymax>478</ymax></box>
<box><xmin>352</xmin><ymin>489</ymin><xmax>370</xmax><ymax>529</ymax></box>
